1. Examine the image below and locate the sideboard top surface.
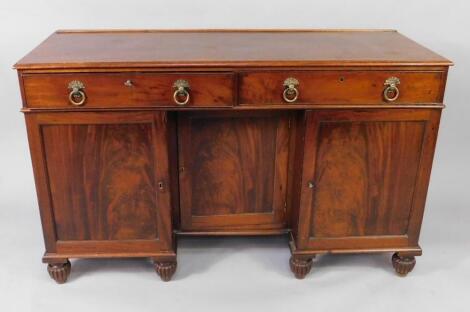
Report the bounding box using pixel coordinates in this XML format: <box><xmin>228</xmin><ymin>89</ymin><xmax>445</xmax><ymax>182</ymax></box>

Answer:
<box><xmin>15</xmin><ymin>29</ymin><xmax>452</xmax><ymax>70</ymax></box>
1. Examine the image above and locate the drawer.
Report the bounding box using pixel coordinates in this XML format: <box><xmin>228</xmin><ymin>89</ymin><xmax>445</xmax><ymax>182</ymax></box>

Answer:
<box><xmin>22</xmin><ymin>72</ymin><xmax>235</xmax><ymax>108</ymax></box>
<box><xmin>239</xmin><ymin>71</ymin><xmax>445</xmax><ymax>105</ymax></box>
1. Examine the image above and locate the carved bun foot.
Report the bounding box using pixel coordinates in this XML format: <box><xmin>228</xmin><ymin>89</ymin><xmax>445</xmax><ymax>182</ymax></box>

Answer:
<box><xmin>392</xmin><ymin>253</ymin><xmax>416</xmax><ymax>276</ymax></box>
<box><xmin>47</xmin><ymin>260</ymin><xmax>71</xmax><ymax>284</ymax></box>
<box><xmin>289</xmin><ymin>256</ymin><xmax>313</xmax><ymax>279</ymax></box>
<box><xmin>154</xmin><ymin>261</ymin><xmax>177</xmax><ymax>282</ymax></box>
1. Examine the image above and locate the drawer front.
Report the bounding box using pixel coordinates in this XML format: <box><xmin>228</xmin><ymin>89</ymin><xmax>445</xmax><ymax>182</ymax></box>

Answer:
<box><xmin>22</xmin><ymin>72</ymin><xmax>235</xmax><ymax>108</ymax></box>
<box><xmin>239</xmin><ymin>71</ymin><xmax>445</xmax><ymax>105</ymax></box>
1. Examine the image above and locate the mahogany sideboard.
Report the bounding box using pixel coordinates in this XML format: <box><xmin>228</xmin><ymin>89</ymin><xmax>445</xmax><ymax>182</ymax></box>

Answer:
<box><xmin>15</xmin><ymin>29</ymin><xmax>452</xmax><ymax>283</ymax></box>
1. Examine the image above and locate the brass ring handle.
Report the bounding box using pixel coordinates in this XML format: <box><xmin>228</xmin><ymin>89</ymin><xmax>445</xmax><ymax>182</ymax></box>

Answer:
<box><xmin>68</xmin><ymin>90</ymin><xmax>86</xmax><ymax>106</ymax></box>
<box><xmin>173</xmin><ymin>79</ymin><xmax>190</xmax><ymax>106</ymax></box>
<box><xmin>283</xmin><ymin>87</ymin><xmax>299</xmax><ymax>103</ymax></box>
<box><xmin>67</xmin><ymin>80</ymin><xmax>86</xmax><ymax>106</ymax></box>
<box><xmin>173</xmin><ymin>88</ymin><xmax>190</xmax><ymax>105</ymax></box>
<box><xmin>383</xmin><ymin>77</ymin><xmax>400</xmax><ymax>102</ymax></box>
<box><xmin>283</xmin><ymin>77</ymin><xmax>300</xmax><ymax>103</ymax></box>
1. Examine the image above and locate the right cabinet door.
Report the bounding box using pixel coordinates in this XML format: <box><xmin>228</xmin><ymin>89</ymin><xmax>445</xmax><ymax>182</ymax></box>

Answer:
<box><xmin>296</xmin><ymin>109</ymin><xmax>441</xmax><ymax>252</ymax></box>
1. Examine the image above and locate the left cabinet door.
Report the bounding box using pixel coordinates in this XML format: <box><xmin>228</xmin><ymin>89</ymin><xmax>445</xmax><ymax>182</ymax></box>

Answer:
<box><xmin>25</xmin><ymin>111</ymin><xmax>174</xmax><ymax>257</ymax></box>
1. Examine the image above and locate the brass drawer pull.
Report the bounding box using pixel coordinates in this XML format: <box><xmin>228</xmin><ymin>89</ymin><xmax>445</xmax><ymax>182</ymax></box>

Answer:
<box><xmin>68</xmin><ymin>80</ymin><xmax>86</xmax><ymax>106</ymax></box>
<box><xmin>283</xmin><ymin>77</ymin><xmax>299</xmax><ymax>103</ymax></box>
<box><xmin>383</xmin><ymin>77</ymin><xmax>400</xmax><ymax>102</ymax></box>
<box><xmin>173</xmin><ymin>79</ymin><xmax>190</xmax><ymax>105</ymax></box>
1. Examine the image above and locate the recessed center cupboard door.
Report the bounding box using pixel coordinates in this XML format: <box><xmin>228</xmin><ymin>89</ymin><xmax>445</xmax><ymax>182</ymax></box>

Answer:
<box><xmin>296</xmin><ymin>109</ymin><xmax>441</xmax><ymax>252</ymax></box>
<box><xmin>178</xmin><ymin>111</ymin><xmax>291</xmax><ymax>232</ymax></box>
<box><xmin>25</xmin><ymin>112</ymin><xmax>174</xmax><ymax>257</ymax></box>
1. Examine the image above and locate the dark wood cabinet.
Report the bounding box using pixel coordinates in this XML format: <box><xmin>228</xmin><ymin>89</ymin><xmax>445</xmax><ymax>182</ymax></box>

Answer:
<box><xmin>15</xmin><ymin>29</ymin><xmax>451</xmax><ymax>283</ymax></box>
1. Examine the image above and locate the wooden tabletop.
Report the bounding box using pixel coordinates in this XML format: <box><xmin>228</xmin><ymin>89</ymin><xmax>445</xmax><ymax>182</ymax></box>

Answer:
<box><xmin>15</xmin><ymin>29</ymin><xmax>452</xmax><ymax>69</ymax></box>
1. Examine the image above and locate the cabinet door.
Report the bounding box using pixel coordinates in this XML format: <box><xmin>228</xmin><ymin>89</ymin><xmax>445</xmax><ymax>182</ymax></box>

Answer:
<box><xmin>26</xmin><ymin>112</ymin><xmax>173</xmax><ymax>256</ymax></box>
<box><xmin>178</xmin><ymin>111</ymin><xmax>291</xmax><ymax>231</ymax></box>
<box><xmin>296</xmin><ymin>109</ymin><xmax>441</xmax><ymax>251</ymax></box>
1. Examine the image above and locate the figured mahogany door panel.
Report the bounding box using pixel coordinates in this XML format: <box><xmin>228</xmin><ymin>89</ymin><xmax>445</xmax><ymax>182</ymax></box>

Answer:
<box><xmin>296</xmin><ymin>109</ymin><xmax>441</xmax><ymax>251</ymax></box>
<box><xmin>26</xmin><ymin>112</ymin><xmax>173</xmax><ymax>253</ymax></box>
<box><xmin>312</xmin><ymin>120</ymin><xmax>425</xmax><ymax>237</ymax></box>
<box><xmin>178</xmin><ymin>111</ymin><xmax>291</xmax><ymax>231</ymax></box>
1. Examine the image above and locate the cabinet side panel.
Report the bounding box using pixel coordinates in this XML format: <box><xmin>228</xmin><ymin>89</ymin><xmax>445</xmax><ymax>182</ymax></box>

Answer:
<box><xmin>25</xmin><ymin>114</ymin><xmax>58</xmax><ymax>252</ymax></box>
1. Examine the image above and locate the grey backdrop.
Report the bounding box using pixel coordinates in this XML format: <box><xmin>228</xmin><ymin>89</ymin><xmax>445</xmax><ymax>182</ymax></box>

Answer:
<box><xmin>0</xmin><ymin>1</ymin><xmax>468</xmax><ymax>311</ymax></box>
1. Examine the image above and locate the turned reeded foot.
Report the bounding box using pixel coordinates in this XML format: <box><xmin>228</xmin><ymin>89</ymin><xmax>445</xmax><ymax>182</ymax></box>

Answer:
<box><xmin>47</xmin><ymin>260</ymin><xmax>71</xmax><ymax>284</ymax></box>
<box><xmin>289</xmin><ymin>256</ymin><xmax>313</xmax><ymax>279</ymax></box>
<box><xmin>154</xmin><ymin>261</ymin><xmax>177</xmax><ymax>281</ymax></box>
<box><xmin>392</xmin><ymin>253</ymin><xmax>416</xmax><ymax>276</ymax></box>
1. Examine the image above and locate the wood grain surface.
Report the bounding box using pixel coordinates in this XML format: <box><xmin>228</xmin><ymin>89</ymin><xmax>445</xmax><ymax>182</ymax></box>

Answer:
<box><xmin>311</xmin><ymin>120</ymin><xmax>425</xmax><ymax>237</ymax></box>
<box><xmin>26</xmin><ymin>112</ymin><xmax>174</xmax><ymax>256</ymax></box>
<box><xmin>178</xmin><ymin>111</ymin><xmax>290</xmax><ymax>231</ymax></box>
<box><xmin>294</xmin><ymin>109</ymin><xmax>442</xmax><ymax>253</ymax></box>
<box><xmin>15</xmin><ymin>30</ymin><xmax>452</xmax><ymax>69</ymax></box>
<box><xmin>22</xmin><ymin>72</ymin><xmax>234</xmax><ymax>108</ymax></box>
<box><xmin>43</xmin><ymin>123</ymin><xmax>158</xmax><ymax>240</ymax></box>
<box><xmin>240</xmin><ymin>70</ymin><xmax>445</xmax><ymax>105</ymax></box>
